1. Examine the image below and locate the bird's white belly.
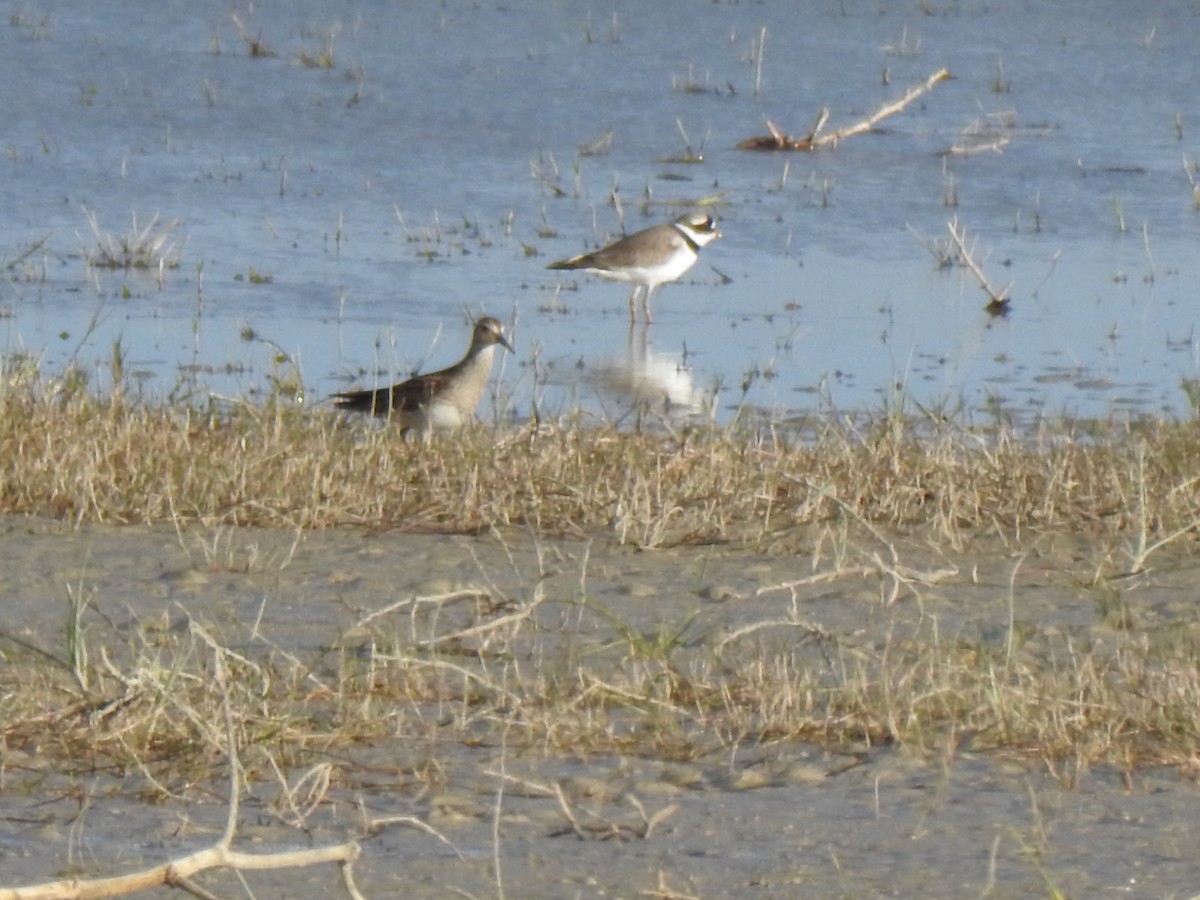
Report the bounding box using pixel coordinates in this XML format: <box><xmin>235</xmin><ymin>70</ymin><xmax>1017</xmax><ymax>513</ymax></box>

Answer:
<box><xmin>591</xmin><ymin>252</ymin><xmax>697</xmax><ymax>287</ymax></box>
<box><xmin>402</xmin><ymin>400</ymin><xmax>467</xmax><ymax>439</ymax></box>
<box><xmin>423</xmin><ymin>400</ymin><xmax>467</xmax><ymax>431</ymax></box>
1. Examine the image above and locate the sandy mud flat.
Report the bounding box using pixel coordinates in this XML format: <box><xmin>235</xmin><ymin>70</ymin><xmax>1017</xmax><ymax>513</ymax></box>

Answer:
<box><xmin>2</xmin><ymin>516</ymin><xmax>1199</xmax><ymax>896</ymax></box>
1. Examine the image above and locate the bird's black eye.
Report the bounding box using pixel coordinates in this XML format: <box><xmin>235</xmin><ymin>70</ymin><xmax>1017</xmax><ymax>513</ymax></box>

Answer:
<box><xmin>703</xmin><ymin>214</ymin><xmax>716</xmax><ymax>231</ymax></box>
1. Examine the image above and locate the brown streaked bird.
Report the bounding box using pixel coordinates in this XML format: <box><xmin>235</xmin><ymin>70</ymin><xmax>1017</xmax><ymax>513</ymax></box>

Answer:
<box><xmin>333</xmin><ymin>317</ymin><xmax>512</xmax><ymax>437</ymax></box>
<box><xmin>546</xmin><ymin>211</ymin><xmax>721</xmax><ymax>323</ymax></box>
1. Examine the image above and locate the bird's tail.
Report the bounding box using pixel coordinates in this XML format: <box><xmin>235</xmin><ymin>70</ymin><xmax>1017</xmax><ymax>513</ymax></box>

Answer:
<box><xmin>546</xmin><ymin>256</ymin><xmax>587</xmax><ymax>271</ymax></box>
<box><xmin>332</xmin><ymin>388</ymin><xmax>390</xmax><ymax>415</ymax></box>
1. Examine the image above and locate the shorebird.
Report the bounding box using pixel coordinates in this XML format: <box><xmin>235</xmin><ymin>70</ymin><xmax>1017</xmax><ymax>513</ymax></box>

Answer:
<box><xmin>546</xmin><ymin>211</ymin><xmax>721</xmax><ymax>323</ymax></box>
<box><xmin>333</xmin><ymin>316</ymin><xmax>512</xmax><ymax>437</ymax></box>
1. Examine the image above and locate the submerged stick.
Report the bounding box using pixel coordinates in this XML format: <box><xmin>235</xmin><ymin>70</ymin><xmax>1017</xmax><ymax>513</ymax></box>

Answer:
<box><xmin>738</xmin><ymin>67</ymin><xmax>951</xmax><ymax>150</ymax></box>
<box><xmin>945</xmin><ymin>217</ymin><xmax>1011</xmax><ymax>315</ymax></box>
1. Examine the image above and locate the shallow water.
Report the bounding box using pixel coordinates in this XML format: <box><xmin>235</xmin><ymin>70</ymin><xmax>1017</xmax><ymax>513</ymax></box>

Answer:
<box><xmin>2</xmin><ymin>1</ymin><xmax>1199</xmax><ymax>427</ymax></box>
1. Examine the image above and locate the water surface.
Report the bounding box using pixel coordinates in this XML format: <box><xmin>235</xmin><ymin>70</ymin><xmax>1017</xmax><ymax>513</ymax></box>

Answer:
<box><xmin>2</xmin><ymin>1</ymin><xmax>1198</xmax><ymax>427</ymax></box>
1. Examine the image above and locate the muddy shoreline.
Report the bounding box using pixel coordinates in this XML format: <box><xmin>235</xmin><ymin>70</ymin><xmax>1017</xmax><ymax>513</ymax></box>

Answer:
<box><xmin>2</xmin><ymin>516</ymin><xmax>1199</xmax><ymax>896</ymax></box>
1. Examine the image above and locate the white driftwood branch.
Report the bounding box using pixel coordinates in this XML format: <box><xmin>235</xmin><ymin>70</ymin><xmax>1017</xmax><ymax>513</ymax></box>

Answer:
<box><xmin>816</xmin><ymin>67</ymin><xmax>952</xmax><ymax>146</ymax></box>
<box><xmin>0</xmin><ymin>843</ymin><xmax>364</xmax><ymax>900</ymax></box>
<box><xmin>1</xmin><ymin>652</ymin><xmax>363</xmax><ymax>900</ymax></box>
<box><xmin>739</xmin><ymin>68</ymin><xmax>951</xmax><ymax>150</ymax></box>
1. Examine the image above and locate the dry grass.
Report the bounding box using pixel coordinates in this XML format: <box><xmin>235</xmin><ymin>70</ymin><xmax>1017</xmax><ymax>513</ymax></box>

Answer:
<box><xmin>4</xmin><ymin>364</ymin><xmax>1200</xmax><ymax>800</ymax></box>
<box><xmin>79</xmin><ymin>208</ymin><xmax>182</xmax><ymax>272</ymax></box>
<box><xmin>3</xmin><ymin>359</ymin><xmax>1200</xmax><ymax>549</ymax></box>
<box><xmin>4</xmin><ymin>529</ymin><xmax>1200</xmax><ymax>802</ymax></box>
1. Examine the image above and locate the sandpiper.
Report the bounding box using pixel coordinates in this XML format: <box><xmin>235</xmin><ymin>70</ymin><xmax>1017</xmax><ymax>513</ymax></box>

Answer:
<box><xmin>333</xmin><ymin>316</ymin><xmax>512</xmax><ymax>437</ymax></box>
<box><xmin>546</xmin><ymin>211</ymin><xmax>721</xmax><ymax>323</ymax></box>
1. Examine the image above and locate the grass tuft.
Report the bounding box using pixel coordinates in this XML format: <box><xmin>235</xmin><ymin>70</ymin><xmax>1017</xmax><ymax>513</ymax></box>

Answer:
<box><xmin>80</xmin><ymin>208</ymin><xmax>183</xmax><ymax>271</ymax></box>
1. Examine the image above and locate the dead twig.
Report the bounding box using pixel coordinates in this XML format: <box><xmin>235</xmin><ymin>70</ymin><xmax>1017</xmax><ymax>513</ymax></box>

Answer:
<box><xmin>3</xmin><ymin>233</ymin><xmax>51</xmax><ymax>272</ymax></box>
<box><xmin>937</xmin><ymin>110</ymin><xmax>1016</xmax><ymax>157</ymax></box>
<box><xmin>945</xmin><ymin>217</ymin><xmax>1012</xmax><ymax>315</ymax></box>
<box><xmin>738</xmin><ymin>67</ymin><xmax>950</xmax><ymax>150</ymax></box>
<box><xmin>549</xmin><ymin>783</ymin><xmax>673</xmax><ymax>842</ymax></box>
<box><xmin>0</xmin><ymin>652</ymin><xmax>363</xmax><ymax>900</ymax></box>
<box><xmin>626</xmin><ymin>796</ymin><xmax>679</xmax><ymax>840</ymax></box>
<box><xmin>362</xmin><ymin>813</ymin><xmax>463</xmax><ymax>860</ymax></box>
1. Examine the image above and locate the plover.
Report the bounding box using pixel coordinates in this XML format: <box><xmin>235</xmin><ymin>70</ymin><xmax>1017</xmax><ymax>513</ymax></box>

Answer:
<box><xmin>546</xmin><ymin>211</ymin><xmax>721</xmax><ymax>323</ymax></box>
<box><xmin>333</xmin><ymin>316</ymin><xmax>512</xmax><ymax>437</ymax></box>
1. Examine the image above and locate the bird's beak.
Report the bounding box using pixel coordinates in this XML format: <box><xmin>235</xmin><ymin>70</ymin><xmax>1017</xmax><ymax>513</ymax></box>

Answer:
<box><xmin>499</xmin><ymin>334</ymin><xmax>514</xmax><ymax>353</ymax></box>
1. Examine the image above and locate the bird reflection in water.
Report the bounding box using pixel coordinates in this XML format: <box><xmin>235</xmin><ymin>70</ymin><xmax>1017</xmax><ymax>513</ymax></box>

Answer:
<box><xmin>584</xmin><ymin>324</ymin><xmax>710</xmax><ymax>421</ymax></box>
